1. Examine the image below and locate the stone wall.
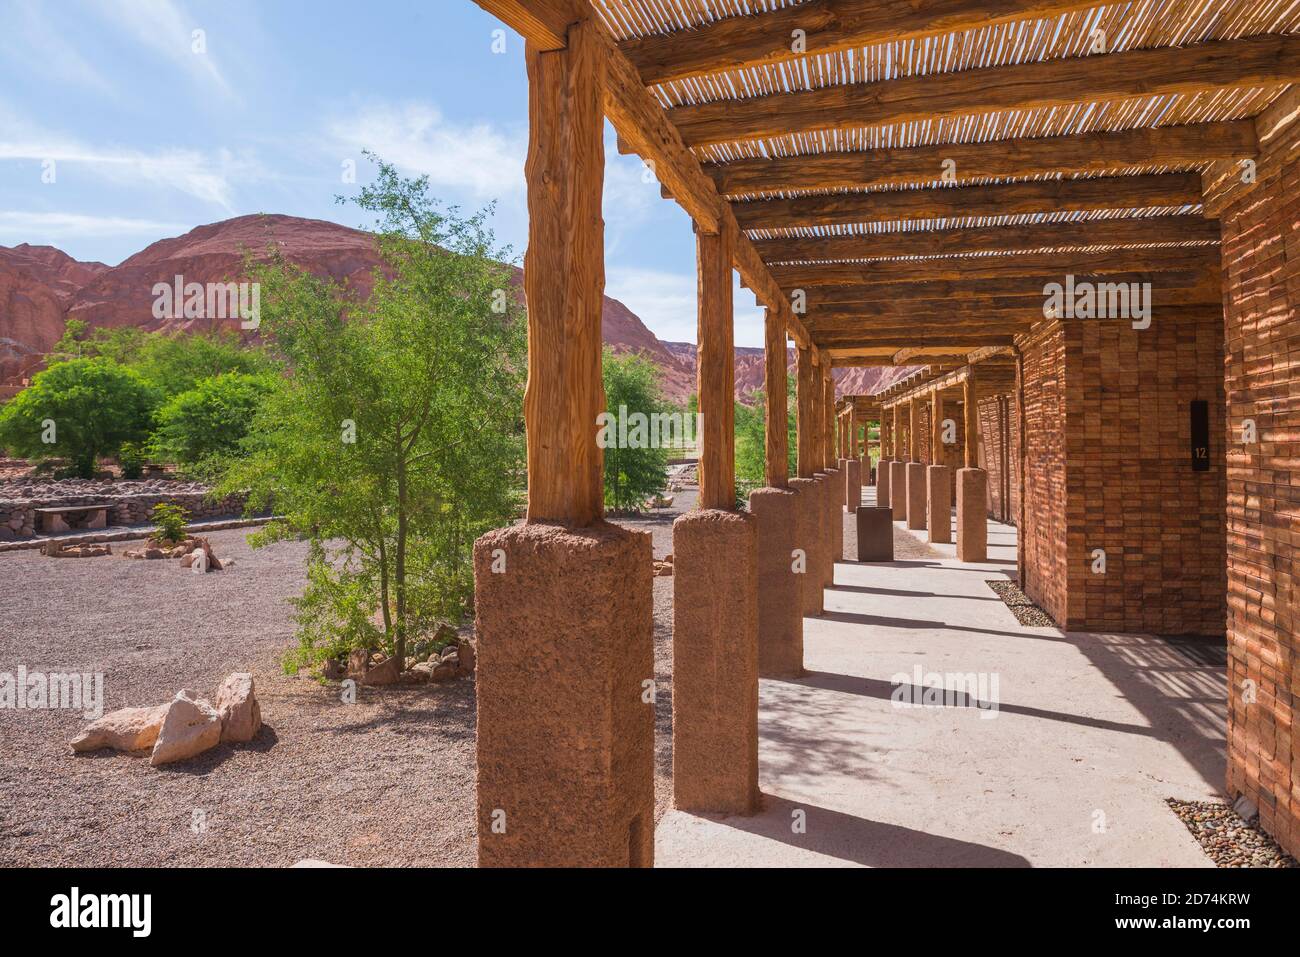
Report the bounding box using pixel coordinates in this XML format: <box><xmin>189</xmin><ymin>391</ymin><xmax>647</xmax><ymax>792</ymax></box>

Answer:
<box><xmin>0</xmin><ymin>480</ymin><xmax>249</xmax><ymax>540</ymax></box>
<box><xmin>1220</xmin><ymin>126</ymin><xmax>1300</xmax><ymax>859</ymax></box>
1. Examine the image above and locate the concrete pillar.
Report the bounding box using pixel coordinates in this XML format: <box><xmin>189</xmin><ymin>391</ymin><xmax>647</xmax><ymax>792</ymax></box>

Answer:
<box><xmin>856</xmin><ymin>506</ymin><xmax>894</xmax><ymax>562</ymax></box>
<box><xmin>906</xmin><ymin>462</ymin><xmax>927</xmax><ymax>530</ymax></box>
<box><xmin>672</xmin><ymin>510</ymin><xmax>759</xmax><ymax>815</ymax></box>
<box><xmin>878</xmin><ymin>456</ymin><xmax>892</xmax><ymax>507</ymax></box>
<box><xmin>957</xmin><ymin>468</ymin><xmax>989</xmax><ymax>562</ymax></box>
<box><xmin>890</xmin><ymin>461</ymin><xmax>908</xmax><ymax>520</ymax></box>
<box><xmin>845</xmin><ymin>457</ymin><xmax>862</xmax><ymax>511</ymax></box>
<box><xmin>475</xmin><ymin>522</ymin><xmax>653</xmax><ymax>867</ymax></box>
<box><xmin>789</xmin><ymin>477</ymin><xmax>823</xmax><ymax>616</ymax></box>
<box><xmin>927</xmin><ymin>465</ymin><xmax>953</xmax><ymax>544</ymax></box>
<box><xmin>750</xmin><ymin>487</ymin><xmax>802</xmax><ymax>678</ymax></box>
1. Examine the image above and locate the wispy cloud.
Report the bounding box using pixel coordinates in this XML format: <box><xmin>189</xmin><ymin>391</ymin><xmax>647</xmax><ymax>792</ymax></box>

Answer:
<box><xmin>0</xmin><ymin>0</ymin><xmax>115</xmax><ymax>95</ymax></box>
<box><xmin>328</xmin><ymin>100</ymin><xmax>526</xmax><ymax>202</ymax></box>
<box><xmin>90</xmin><ymin>0</ymin><xmax>231</xmax><ymax>96</ymax></box>
<box><xmin>0</xmin><ymin>211</ymin><xmax>188</xmax><ymax>239</ymax></box>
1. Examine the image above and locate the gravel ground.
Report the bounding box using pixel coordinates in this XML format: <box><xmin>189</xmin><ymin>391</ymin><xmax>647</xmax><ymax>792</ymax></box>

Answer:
<box><xmin>986</xmin><ymin>578</ymin><xmax>1056</xmax><ymax>626</ymax></box>
<box><xmin>0</xmin><ymin>486</ymin><xmax>870</xmax><ymax>865</ymax></box>
<box><xmin>1167</xmin><ymin>799</ymin><xmax>1298</xmax><ymax>868</ymax></box>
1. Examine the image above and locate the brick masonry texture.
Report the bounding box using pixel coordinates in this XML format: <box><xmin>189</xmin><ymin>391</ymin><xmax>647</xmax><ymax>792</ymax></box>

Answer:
<box><xmin>1221</xmin><ymin>133</ymin><xmax>1300</xmax><ymax>860</ymax></box>
<box><xmin>1020</xmin><ymin>324</ymin><xmax>1070</xmax><ymax>626</ymax></box>
<box><xmin>977</xmin><ymin>393</ymin><xmax>1019</xmax><ymax>523</ymax></box>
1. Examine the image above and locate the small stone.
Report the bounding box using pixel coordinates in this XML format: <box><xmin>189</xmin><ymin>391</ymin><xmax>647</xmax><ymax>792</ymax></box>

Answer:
<box><xmin>361</xmin><ymin>655</ymin><xmax>400</xmax><ymax>686</ymax></box>
<box><xmin>431</xmin><ymin>662</ymin><xmax>456</xmax><ymax>682</ymax></box>
<box><xmin>456</xmin><ymin>639</ymin><xmax>475</xmax><ymax>675</ymax></box>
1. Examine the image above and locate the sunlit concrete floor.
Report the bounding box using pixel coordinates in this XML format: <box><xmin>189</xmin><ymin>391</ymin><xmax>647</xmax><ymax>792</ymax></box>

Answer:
<box><xmin>656</xmin><ymin>487</ymin><xmax>1226</xmax><ymax>867</ymax></box>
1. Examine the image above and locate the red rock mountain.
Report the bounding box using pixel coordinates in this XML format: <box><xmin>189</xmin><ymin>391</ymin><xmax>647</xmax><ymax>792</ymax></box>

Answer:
<box><xmin>0</xmin><ymin>214</ymin><xmax>909</xmax><ymax>403</ymax></box>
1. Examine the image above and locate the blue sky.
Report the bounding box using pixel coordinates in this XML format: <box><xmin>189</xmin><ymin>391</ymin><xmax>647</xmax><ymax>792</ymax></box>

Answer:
<box><xmin>0</xmin><ymin>0</ymin><xmax>765</xmax><ymax>345</ymax></box>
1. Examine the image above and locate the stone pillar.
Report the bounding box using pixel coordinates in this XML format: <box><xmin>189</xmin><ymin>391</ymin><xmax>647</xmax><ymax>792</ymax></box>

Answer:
<box><xmin>475</xmin><ymin>523</ymin><xmax>654</xmax><ymax>867</ymax></box>
<box><xmin>878</xmin><ymin>456</ymin><xmax>892</xmax><ymax>507</ymax></box>
<box><xmin>890</xmin><ymin>460</ymin><xmax>908</xmax><ymax>520</ymax></box>
<box><xmin>789</xmin><ymin>477</ymin><xmax>823</xmax><ymax>616</ymax></box>
<box><xmin>750</xmin><ymin>487</ymin><xmax>802</xmax><ymax>677</ymax></box>
<box><xmin>750</xmin><ymin>308</ymin><xmax>802</xmax><ymax>678</ymax></box>
<box><xmin>927</xmin><ymin>465</ymin><xmax>953</xmax><ymax>544</ymax></box>
<box><xmin>906</xmin><ymin>462</ymin><xmax>927</xmax><ymax>530</ymax></box>
<box><xmin>845</xmin><ymin>457</ymin><xmax>862</xmax><ymax>511</ymax></box>
<box><xmin>956</xmin><ymin>468</ymin><xmax>989</xmax><ymax>562</ymax></box>
<box><xmin>673</xmin><ymin>510</ymin><xmax>759</xmax><ymax>814</ymax></box>
<box><xmin>475</xmin><ymin>17</ymin><xmax>653</xmax><ymax>868</ymax></box>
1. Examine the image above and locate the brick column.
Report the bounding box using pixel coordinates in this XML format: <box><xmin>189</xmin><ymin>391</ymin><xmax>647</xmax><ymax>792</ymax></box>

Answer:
<box><xmin>956</xmin><ymin>468</ymin><xmax>988</xmax><ymax>562</ymax></box>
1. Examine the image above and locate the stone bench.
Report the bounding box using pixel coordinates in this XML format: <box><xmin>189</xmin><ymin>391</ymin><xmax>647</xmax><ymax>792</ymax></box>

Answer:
<box><xmin>34</xmin><ymin>504</ymin><xmax>112</xmax><ymax>534</ymax></box>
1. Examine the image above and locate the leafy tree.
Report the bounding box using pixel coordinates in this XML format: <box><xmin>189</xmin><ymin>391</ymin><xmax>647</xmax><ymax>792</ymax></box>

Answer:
<box><xmin>49</xmin><ymin>320</ymin><xmax>149</xmax><ymax>365</ymax></box>
<box><xmin>0</xmin><ymin>358</ymin><xmax>156</xmax><ymax>477</ymax></box>
<box><xmin>218</xmin><ymin>158</ymin><xmax>526</xmax><ymax>674</ymax></box>
<box><xmin>131</xmin><ymin>330</ymin><xmax>277</xmax><ymax>399</ymax></box>
<box><xmin>600</xmin><ymin>348</ymin><xmax>670</xmax><ymax>512</ymax></box>
<box><xmin>151</xmin><ymin>372</ymin><xmax>274</xmax><ymax>476</ymax></box>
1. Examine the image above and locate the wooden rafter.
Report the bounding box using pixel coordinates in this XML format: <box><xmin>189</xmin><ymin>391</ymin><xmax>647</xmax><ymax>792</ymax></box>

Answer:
<box><xmin>668</xmin><ymin>34</ymin><xmax>1300</xmax><ymax>148</ymax></box>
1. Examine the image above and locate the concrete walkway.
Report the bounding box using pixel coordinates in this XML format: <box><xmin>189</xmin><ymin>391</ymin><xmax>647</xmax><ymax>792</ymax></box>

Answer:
<box><xmin>656</xmin><ymin>487</ymin><xmax>1226</xmax><ymax>867</ymax></box>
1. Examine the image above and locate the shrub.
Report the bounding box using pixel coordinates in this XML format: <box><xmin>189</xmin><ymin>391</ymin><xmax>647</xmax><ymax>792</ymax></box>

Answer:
<box><xmin>150</xmin><ymin>502</ymin><xmax>188</xmax><ymax>545</ymax></box>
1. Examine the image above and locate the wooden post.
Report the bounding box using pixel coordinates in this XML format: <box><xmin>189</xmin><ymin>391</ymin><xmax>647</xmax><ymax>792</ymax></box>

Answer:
<box><xmin>909</xmin><ymin>398</ymin><xmax>921</xmax><ymax>462</ymax></box>
<box><xmin>931</xmin><ymin>390</ymin><xmax>943</xmax><ymax>464</ymax></box>
<box><xmin>893</xmin><ymin>404</ymin><xmax>903</xmax><ymax>460</ymax></box>
<box><xmin>964</xmin><ymin>367</ymin><xmax>979</xmax><ymax>469</ymax></box>
<box><xmin>823</xmin><ymin>369</ymin><xmax>835</xmax><ymax>471</ymax></box>
<box><xmin>796</xmin><ymin>346</ymin><xmax>816</xmax><ymax>478</ymax></box>
<box><xmin>522</xmin><ymin>16</ymin><xmax>606</xmax><ymax>526</ymax></box>
<box><xmin>697</xmin><ymin>227</ymin><xmax>735</xmax><ymax>510</ymax></box>
<box><xmin>763</xmin><ymin>308</ymin><xmax>788</xmax><ymax>488</ymax></box>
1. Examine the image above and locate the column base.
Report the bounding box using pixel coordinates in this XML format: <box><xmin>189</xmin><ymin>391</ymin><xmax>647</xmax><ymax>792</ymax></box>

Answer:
<box><xmin>788</xmin><ymin>478</ymin><xmax>823</xmax><ymax>616</ymax></box>
<box><xmin>749</xmin><ymin>487</ymin><xmax>803</xmax><ymax>679</ymax></box>
<box><xmin>906</xmin><ymin>462</ymin><xmax>927</xmax><ymax>530</ymax></box>
<box><xmin>957</xmin><ymin>468</ymin><xmax>989</xmax><ymax>562</ymax></box>
<box><xmin>672</xmin><ymin>509</ymin><xmax>760</xmax><ymax>815</ymax></box>
<box><xmin>845</xmin><ymin>458</ymin><xmax>862</xmax><ymax>512</ymax></box>
<box><xmin>927</xmin><ymin>465</ymin><xmax>953</xmax><ymax>544</ymax></box>
<box><xmin>890</xmin><ymin>461</ymin><xmax>908</xmax><ymax>520</ymax></box>
<box><xmin>474</xmin><ymin>521</ymin><xmax>654</xmax><ymax>867</ymax></box>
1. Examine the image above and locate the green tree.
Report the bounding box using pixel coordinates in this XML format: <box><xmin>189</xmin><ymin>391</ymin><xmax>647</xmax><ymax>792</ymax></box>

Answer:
<box><xmin>600</xmin><ymin>348</ymin><xmax>670</xmax><ymax>513</ymax></box>
<box><xmin>0</xmin><ymin>358</ymin><xmax>156</xmax><ymax>477</ymax></box>
<box><xmin>151</xmin><ymin>372</ymin><xmax>274</xmax><ymax>476</ymax></box>
<box><xmin>132</xmin><ymin>330</ymin><xmax>277</xmax><ymax>399</ymax></box>
<box><xmin>218</xmin><ymin>158</ymin><xmax>526</xmax><ymax>674</ymax></box>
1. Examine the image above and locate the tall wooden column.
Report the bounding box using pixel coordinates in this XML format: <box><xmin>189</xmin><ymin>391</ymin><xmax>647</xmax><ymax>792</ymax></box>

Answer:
<box><xmin>763</xmin><ymin>309</ymin><xmax>788</xmax><ymax>488</ymax></box>
<box><xmin>477</xmin><ymin>16</ymin><xmax>652</xmax><ymax>868</ymax></box>
<box><xmin>823</xmin><ymin>369</ymin><xmax>835</xmax><ymax>471</ymax></box>
<box><xmin>909</xmin><ymin>398</ymin><xmax>921</xmax><ymax>462</ymax></box>
<box><xmin>964</xmin><ymin>368</ymin><xmax>979</xmax><ymax>468</ymax></box>
<box><xmin>796</xmin><ymin>348</ymin><xmax>817</xmax><ymax>478</ymax></box>
<box><xmin>696</xmin><ymin>228</ymin><xmax>735</xmax><ymax>510</ymax></box>
<box><xmin>521</xmin><ymin>19</ymin><xmax>605</xmax><ymax>527</ymax></box>
<box><xmin>931</xmin><ymin>390</ymin><xmax>943</xmax><ymax>464</ymax></box>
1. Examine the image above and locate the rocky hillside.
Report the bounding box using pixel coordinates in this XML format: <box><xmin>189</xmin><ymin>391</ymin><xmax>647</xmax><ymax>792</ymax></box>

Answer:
<box><xmin>0</xmin><ymin>214</ymin><xmax>908</xmax><ymax>404</ymax></box>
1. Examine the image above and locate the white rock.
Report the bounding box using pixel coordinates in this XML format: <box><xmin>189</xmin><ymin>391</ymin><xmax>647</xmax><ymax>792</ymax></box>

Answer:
<box><xmin>150</xmin><ymin>689</ymin><xmax>222</xmax><ymax>766</ymax></box>
<box><xmin>215</xmin><ymin>673</ymin><xmax>261</xmax><ymax>743</ymax></box>
<box><xmin>70</xmin><ymin>704</ymin><xmax>169</xmax><ymax>753</ymax></box>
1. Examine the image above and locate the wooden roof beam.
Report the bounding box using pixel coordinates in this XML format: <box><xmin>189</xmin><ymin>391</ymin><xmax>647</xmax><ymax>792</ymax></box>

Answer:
<box><xmin>736</xmin><ymin>173</ymin><xmax>1204</xmax><ymax>231</ymax></box>
<box><xmin>712</xmin><ymin>121</ymin><xmax>1256</xmax><ymax>196</ymax></box>
<box><xmin>620</xmin><ymin>0</ymin><xmax>1100</xmax><ymax>87</ymax></box>
<box><xmin>803</xmin><ymin>270</ymin><xmax>1216</xmax><ymax>304</ymax></box>
<box><xmin>753</xmin><ymin>216</ymin><xmax>1221</xmax><ymax>263</ymax></box>
<box><xmin>669</xmin><ymin>33</ymin><xmax>1300</xmax><ymax>148</ymax></box>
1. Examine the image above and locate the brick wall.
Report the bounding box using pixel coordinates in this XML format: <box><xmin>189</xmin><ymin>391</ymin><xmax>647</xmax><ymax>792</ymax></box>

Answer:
<box><xmin>1062</xmin><ymin>307</ymin><xmax>1226</xmax><ymax>636</ymax></box>
<box><xmin>977</xmin><ymin>393</ymin><xmax>1018</xmax><ymax>523</ymax></box>
<box><xmin>1220</xmin><ymin>131</ymin><xmax>1300</xmax><ymax>858</ymax></box>
<box><xmin>1019</xmin><ymin>323</ymin><xmax>1069</xmax><ymax>625</ymax></box>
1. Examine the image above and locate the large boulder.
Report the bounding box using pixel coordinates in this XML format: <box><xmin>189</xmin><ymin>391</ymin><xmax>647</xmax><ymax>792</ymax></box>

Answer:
<box><xmin>150</xmin><ymin>690</ymin><xmax>222</xmax><ymax>766</ymax></box>
<box><xmin>361</xmin><ymin>655</ymin><xmax>400</xmax><ymax>686</ymax></box>
<box><xmin>70</xmin><ymin>704</ymin><xmax>168</xmax><ymax>753</ymax></box>
<box><xmin>215</xmin><ymin>672</ymin><xmax>261</xmax><ymax>743</ymax></box>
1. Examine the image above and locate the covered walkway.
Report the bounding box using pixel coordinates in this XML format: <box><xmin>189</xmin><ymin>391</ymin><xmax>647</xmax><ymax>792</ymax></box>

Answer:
<box><xmin>658</xmin><ymin>493</ymin><xmax>1226</xmax><ymax>867</ymax></box>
